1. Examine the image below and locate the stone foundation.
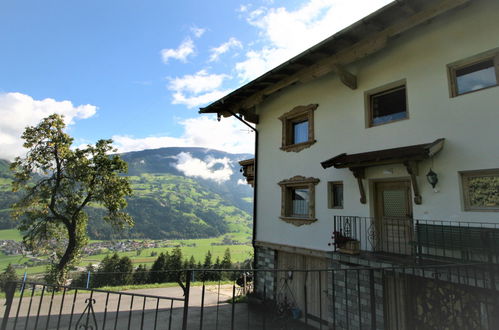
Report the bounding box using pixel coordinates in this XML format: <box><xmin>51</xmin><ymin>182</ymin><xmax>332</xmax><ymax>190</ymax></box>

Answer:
<box><xmin>254</xmin><ymin>245</ymin><xmax>276</xmax><ymax>299</ymax></box>
<box><xmin>329</xmin><ymin>261</ymin><xmax>385</xmax><ymax>330</ymax></box>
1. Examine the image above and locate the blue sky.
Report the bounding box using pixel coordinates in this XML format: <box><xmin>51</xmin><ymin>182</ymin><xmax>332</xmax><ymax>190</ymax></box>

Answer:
<box><xmin>0</xmin><ymin>0</ymin><xmax>391</xmax><ymax>160</ymax></box>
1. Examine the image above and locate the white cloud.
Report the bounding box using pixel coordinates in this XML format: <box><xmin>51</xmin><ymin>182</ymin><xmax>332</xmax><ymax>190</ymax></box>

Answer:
<box><xmin>171</xmin><ymin>90</ymin><xmax>231</xmax><ymax>109</ymax></box>
<box><xmin>168</xmin><ymin>70</ymin><xmax>232</xmax><ymax>108</ymax></box>
<box><xmin>161</xmin><ymin>38</ymin><xmax>195</xmax><ymax>63</ymax></box>
<box><xmin>191</xmin><ymin>26</ymin><xmax>206</xmax><ymax>38</ymax></box>
<box><xmin>112</xmin><ymin>116</ymin><xmax>254</xmax><ymax>155</ymax></box>
<box><xmin>0</xmin><ymin>92</ymin><xmax>97</xmax><ymax>160</ymax></box>
<box><xmin>209</xmin><ymin>37</ymin><xmax>243</xmax><ymax>62</ymax></box>
<box><xmin>238</xmin><ymin>5</ymin><xmax>249</xmax><ymax>13</ymax></box>
<box><xmin>173</xmin><ymin>152</ymin><xmax>233</xmax><ymax>183</ymax></box>
<box><xmin>236</xmin><ymin>0</ymin><xmax>392</xmax><ymax>81</ymax></box>
<box><xmin>169</xmin><ymin>70</ymin><xmax>229</xmax><ymax>94</ymax></box>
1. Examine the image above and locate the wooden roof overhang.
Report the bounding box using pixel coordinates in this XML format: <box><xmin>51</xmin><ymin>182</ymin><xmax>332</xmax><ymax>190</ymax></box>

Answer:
<box><xmin>199</xmin><ymin>0</ymin><xmax>470</xmax><ymax>124</ymax></box>
<box><xmin>321</xmin><ymin>138</ymin><xmax>445</xmax><ymax>205</ymax></box>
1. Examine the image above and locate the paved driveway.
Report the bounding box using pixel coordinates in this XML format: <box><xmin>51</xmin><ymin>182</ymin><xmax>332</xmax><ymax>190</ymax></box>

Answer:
<box><xmin>1</xmin><ymin>284</ymin><xmax>315</xmax><ymax>329</ymax></box>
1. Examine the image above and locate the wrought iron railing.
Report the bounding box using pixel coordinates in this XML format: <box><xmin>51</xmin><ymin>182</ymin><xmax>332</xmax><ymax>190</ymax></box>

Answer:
<box><xmin>2</xmin><ymin>265</ymin><xmax>499</xmax><ymax>330</ymax></box>
<box><xmin>333</xmin><ymin>215</ymin><xmax>499</xmax><ymax>262</ymax></box>
<box><xmin>0</xmin><ymin>281</ymin><xmax>186</xmax><ymax>330</ymax></box>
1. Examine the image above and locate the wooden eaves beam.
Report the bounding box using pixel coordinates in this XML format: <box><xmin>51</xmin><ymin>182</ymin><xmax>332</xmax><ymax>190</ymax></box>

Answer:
<box><xmin>333</xmin><ymin>64</ymin><xmax>357</xmax><ymax>90</ymax></box>
<box><xmin>237</xmin><ymin>0</ymin><xmax>470</xmax><ymax>110</ymax></box>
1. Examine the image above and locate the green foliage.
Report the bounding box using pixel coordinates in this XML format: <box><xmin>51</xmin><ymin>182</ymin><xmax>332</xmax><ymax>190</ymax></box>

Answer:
<box><xmin>149</xmin><ymin>252</ymin><xmax>168</xmax><ymax>283</ymax></box>
<box><xmin>93</xmin><ymin>253</ymin><xmax>133</xmax><ymax>287</ymax></box>
<box><xmin>148</xmin><ymin>249</ymin><xmax>184</xmax><ymax>284</ymax></box>
<box><xmin>86</xmin><ymin>172</ymin><xmax>252</xmax><ymax>240</ymax></box>
<box><xmin>71</xmin><ymin>264</ymin><xmax>95</xmax><ymax>288</ymax></box>
<box><xmin>203</xmin><ymin>250</ymin><xmax>213</xmax><ymax>269</ymax></box>
<box><xmin>0</xmin><ymin>263</ymin><xmax>18</xmax><ymax>292</ymax></box>
<box><xmin>10</xmin><ymin>114</ymin><xmax>133</xmax><ymax>285</ymax></box>
<box><xmin>221</xmin><ymin>248</ymin><xmax>232</xmax><ymax>269</ymax></box>
<box><xmin>132</xmin><ymin>264</ymin><xmax>149</xmax><ymax>284</ymax></box>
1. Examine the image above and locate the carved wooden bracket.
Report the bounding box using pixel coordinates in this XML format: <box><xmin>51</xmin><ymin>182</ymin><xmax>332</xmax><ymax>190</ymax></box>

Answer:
<box><xmin>240</xmin><ymin>108</ymin><xmax>259</xmax><ymax>124</ymax></box>
<box><xmin>332</xmin><ymin>64</ymin><xmax>357</xmax><ymax>90</ymax></box>
<box><xmin>350</xmin><ymin>167</ymin><xmax>366</xmax><ymax>204</ymax></box>
<box><xmin>404</xmin><ymin>160</ymin><xmax>422</xmax><ymax>205</ymax></box>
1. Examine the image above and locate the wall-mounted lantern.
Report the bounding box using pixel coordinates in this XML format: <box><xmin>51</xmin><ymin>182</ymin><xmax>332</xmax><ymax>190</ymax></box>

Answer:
<box><xmin>426</xmin><ymin>168</ymin><xmax>438</xmax><ymax>188</ymax></box>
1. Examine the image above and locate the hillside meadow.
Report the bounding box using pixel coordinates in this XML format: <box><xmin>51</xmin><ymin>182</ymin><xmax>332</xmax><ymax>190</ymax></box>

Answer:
<box><xmin>0</xmin><ymin>229</ymin><xmax>252</xmax><ymax>276</ymax></box>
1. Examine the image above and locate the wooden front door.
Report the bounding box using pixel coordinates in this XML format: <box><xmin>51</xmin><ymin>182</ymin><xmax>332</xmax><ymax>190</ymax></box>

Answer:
<box><xmin>374</xmin><ymin>180</ymin><xmax>413</xmax><ymax>255</ymax></box>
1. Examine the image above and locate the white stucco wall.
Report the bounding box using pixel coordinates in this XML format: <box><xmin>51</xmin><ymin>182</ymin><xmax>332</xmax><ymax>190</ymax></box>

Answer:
<box><xmin>254</xmin><ymin>0</ymin><xmax>499</xmax><ymax>252</ymax></box>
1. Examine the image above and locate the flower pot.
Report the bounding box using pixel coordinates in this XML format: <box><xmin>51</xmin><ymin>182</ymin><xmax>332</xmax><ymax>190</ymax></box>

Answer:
<box><xmin>338</xmin><ymin>240</ymin><xmax>360</xmax><ymax>255</ymax></box>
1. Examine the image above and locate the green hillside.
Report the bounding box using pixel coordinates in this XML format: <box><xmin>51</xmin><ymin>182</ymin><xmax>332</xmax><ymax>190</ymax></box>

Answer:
<box><xmin>87</xmin><ymin>172</ymin><xmax>251</xmax><ymax>239</ymax></box>
<box><xmin>0</xmin><ymin>147</ymin><xmax>254</xmax><ymax>240</ymax></box>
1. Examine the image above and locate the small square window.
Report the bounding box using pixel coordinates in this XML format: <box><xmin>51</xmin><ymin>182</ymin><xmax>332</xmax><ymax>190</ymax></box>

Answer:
<box><xmin>461</xmin><ymin>169</ymin><xmax>499</xmax><ymax>212</ymax></box>
<box><xmin>449</xmin><ymin>51</ymin><xmax>499</xmax><ymax>97</ymax></box>
<box><xmin>279</xmin><ymin>104</ymin><xmax>318</xmax><ymax>152</ymax></box>
<box><xmin>328</xmin><ymin>181</ymin><xmax>344</xmax><ymax>209</ymax></box>
<box><xmin>368</xmin><ymin>85</ymin><xmax>407</xmax><ymax>126</ymax></box>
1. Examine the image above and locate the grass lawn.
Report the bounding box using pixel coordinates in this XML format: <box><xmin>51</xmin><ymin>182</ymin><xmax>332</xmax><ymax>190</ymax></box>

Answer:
<box><xmin>81</xmin><ymin>240</ymin><xmax>252</xmax><ymax>267</ymax></box>
<box><xmin>1</xmin><ymin>230</ymin><xmax>253</xmax><ymax>276</ymax></box>
<box><xmin>0</xmin><ymin>229</ymin><xmax>22</xmax><ymax>241</ymax></box>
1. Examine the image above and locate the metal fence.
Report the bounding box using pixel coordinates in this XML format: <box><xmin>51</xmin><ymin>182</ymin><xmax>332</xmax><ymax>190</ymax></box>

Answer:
<box><xmin>2</xmin><ymin>265</ymin><xmax>499</xmax><ymax>329</ymax></box>
<box><xmin>333</xmin><ymin>215</ymin><xmax>499</xmax><ymax>262</ymax></box>
<box><xmin>1</xmin><ymin>281</ymin><xmax>186</xmax><ymax>330</ymax></box>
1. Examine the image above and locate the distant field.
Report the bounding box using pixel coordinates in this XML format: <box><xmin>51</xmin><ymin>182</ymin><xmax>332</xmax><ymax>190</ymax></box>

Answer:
<box><xmin>0</xmin><ymin>228</ymin><xmax>252</xmax><ymax>276</ymax></box>
<box><xmin>0</xmin><ymin>228</ymin><xmax>22</xmax><ymax>241</ymax></box>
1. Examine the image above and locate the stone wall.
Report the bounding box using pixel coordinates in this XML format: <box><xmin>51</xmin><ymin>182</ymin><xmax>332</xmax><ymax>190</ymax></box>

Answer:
<box><xmin>329</xmin><ymin>261</ymin><xmax>385</xmax><ymax>330</ymax></box>
<box><xmin>255</xmin><ymin>245</ymin><xmax>276</xmax><ymax>299</ymax></box>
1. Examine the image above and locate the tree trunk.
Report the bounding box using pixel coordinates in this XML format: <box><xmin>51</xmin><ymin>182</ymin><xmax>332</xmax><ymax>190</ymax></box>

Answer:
<box><xmin>55</xmin><ymin>222</ymin><xmax>77</xmax><ymax>286</ymax></box>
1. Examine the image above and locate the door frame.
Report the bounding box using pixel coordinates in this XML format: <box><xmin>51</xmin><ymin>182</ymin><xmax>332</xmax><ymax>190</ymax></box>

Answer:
<box><xmin>372</xmin><ymin>178</ymin><xmax>413</xmax><ymax>254</ymax></box>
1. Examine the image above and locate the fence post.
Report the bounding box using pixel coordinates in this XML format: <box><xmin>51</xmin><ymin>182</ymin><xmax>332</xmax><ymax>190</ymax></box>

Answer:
<box><xmin>181</xmin><ymin>270</ymin><xmax>192</xmax><ymax>330</ymax></box>
<box><xmin>416</xmin><ymin>220</ymin><xmax>422</xmax><ymax>262</ymax></box>
<box><xmin>1</xmin><ymin>281</ymin><xmax>17</xmax><ymax>330</ymax></box>
<box><xmin>20</xmin><ymin>271</ymin><xmax>27</xmax><ymax>292</ymax></box>
<box><xmin>86</xmin><ymin>271</ymin><xmax>91</xmax><ymax>289</ymax></box>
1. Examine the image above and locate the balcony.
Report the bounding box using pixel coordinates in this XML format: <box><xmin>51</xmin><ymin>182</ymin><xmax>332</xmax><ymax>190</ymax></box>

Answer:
<box><xmin>239</xmin><ymin>158</ymin><xmax>255</xmax><ymax>187</ymax></box>
<box><xmin>332</xmin><ymin>215</ymin><xmax>499</xmax><ymax>265</ymax></box>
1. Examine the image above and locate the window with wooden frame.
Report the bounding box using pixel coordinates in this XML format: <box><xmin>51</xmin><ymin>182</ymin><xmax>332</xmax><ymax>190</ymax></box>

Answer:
<box><xmin>278</xmin><ymin>104</ymin><xmax>318</xmax><ymax>152</ymax></box>
<box><xmin>448</xmin><ymin>49</ymin><xmax>499</xmax><ymax>97</ymax></box>
<box><xmin>461</xmin><ymin>169</ymin><xmax>499</xmax><ymax>212</ymax></box>
<box><xmin>328</xmin><ymin>181</ymin><xmax>344</xmax><ymax>209</ymax></box>
<box><xmin>278</xmin><ymin>176</ymin><xmax>320</xmax><ymax>225</ymax></box>
<box><xmin>365</xmin><ymin>81</ymin><xmax>408</xmax><ymax>127</ymax></box>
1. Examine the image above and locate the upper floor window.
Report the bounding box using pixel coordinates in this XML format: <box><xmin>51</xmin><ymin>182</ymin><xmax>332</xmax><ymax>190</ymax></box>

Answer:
<box><xmin>448</xmin><ymin>49</ymin><xmax>499</xmax><ymax>97</ymax></box>
<box><xmin>279</xmin><ymin>104</ymin><xmax>318</xmax><ymax>152</ymax></box>
<box><xmin>461</xmin><ymin>169</ymin><xmax>499</xmax><ymax>212</ymax></box>
<box><xmin>293</xmin><ymin>120</ymin><xmax>309</xmax><ymax>144</ymax></box>
<box><xmin>365</xmin><ymin>80</ymin><xmax>408</xmax><ymax>127</ymax></box>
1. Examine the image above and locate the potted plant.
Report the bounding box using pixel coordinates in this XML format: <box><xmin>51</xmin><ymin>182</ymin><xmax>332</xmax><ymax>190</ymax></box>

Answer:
<box><xmin>331</xmin><ymin>231</ymin><xmax>360</xmax><ymax>255</ymax></box>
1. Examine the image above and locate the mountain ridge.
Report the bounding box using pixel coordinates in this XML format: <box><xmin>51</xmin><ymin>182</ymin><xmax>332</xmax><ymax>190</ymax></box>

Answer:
<box><xmin>0</xmin><ymin>147</ymin><xmax>254</xmax><ymax>240</ymax></box>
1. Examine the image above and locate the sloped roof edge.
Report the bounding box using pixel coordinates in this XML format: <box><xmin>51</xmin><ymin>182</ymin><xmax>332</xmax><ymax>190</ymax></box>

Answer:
<box><xmin>199</xmin><ymin>0</ymin><xmax>470</xmax><ymax>118</ymax></box>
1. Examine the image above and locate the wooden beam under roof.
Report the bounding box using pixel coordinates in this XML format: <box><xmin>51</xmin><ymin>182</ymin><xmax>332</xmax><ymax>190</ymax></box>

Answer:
<box><xmin>230</xmin><ymin>0</ymin><xmax>470</xmax><ymax>110</ymax></box>
<box><xmin>332</xmin><ymin>64</ymin><xmax>357</xmax><ymax>90</ymax></box>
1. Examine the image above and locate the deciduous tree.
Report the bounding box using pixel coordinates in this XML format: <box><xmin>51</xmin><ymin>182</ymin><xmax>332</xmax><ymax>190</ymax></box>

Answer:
<box><xmin>10</xmin><ymin>114</ymin><xmax>133</xmax><ymax>285</ymax></box>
